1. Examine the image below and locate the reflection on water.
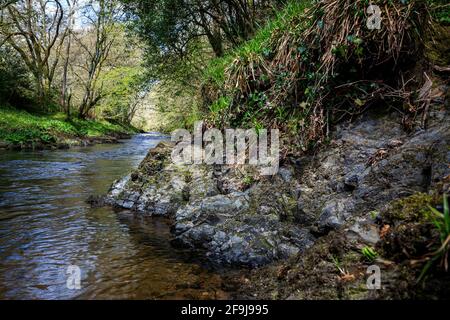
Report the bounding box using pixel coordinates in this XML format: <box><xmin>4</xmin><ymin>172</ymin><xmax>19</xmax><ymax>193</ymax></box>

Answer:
<box><xmin>0</xmin><ymin>134</ymin><xmax>228</xmax><ymax>300</ymax></box>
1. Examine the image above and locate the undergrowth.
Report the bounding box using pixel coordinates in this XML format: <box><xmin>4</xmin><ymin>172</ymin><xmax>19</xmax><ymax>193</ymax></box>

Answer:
<box><xmin>202</xmin><ymin>0</ymin><xmax>440</xmax><ymax>155</ymax></box>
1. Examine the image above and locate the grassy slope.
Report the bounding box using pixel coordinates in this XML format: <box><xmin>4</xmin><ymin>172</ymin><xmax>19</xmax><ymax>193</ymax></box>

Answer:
<box><xmin>202</xmin><ymin>0</ymin><xmax>447</xmax><ymax>153</ymax></box>
<box><xmin>0</xmin><ymin>106</ymin><xmax>140</xmax><ymax>146</ymax></box>
<box><xmin>204</xmin><ymin>0</ymin><xmax>448</xmax><ymax>105</ymax></box>
<box><xmin>204</xmin><ymin>0</ymin><xmax>311</xmax><ymax>88</ymax></box>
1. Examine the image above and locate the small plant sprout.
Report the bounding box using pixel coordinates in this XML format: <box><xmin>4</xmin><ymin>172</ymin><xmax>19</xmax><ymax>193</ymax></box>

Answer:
<box><xmin>242</xmin><ymin>175</ymin><xmax>254</xmax><ymax>187</ymax></box>
<box><xmin>331</xmin><ymin>256</ymin><xmax>355</xmax><ymax>282</ymax></box>
<box><xmin>418</xmin><ymin>194</ymin><xmax>450</xmax><ymax>282</ymax></box>
<box><xmin>361</xmin><ymin>246</ymin><xmax>378</xmax><ymax>262</ymax></box>
<box><xmin>369</xmin><ymin>210</ymin><xmax>379</xmax><ymax>220</ymax></box>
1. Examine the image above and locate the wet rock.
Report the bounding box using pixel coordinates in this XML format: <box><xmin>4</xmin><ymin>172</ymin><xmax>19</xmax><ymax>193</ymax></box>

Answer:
<box><xmin>57</xmin><ymin>142</ymin><xmax>70</xmax><ymax>149</ymax></box>
<box><xmin>317</xmin><ymin>198</ymin><xmax>355</xmax><ymax>232</ymax></box>
<box><xmin>108</xmin><ymin>174</ymin><xmax>131</xmax><ymax>198</ymax></box>
<box><xmin>86</xmin><ymin>195</ymin><xmax>107</xmax><ymax>207</ymax></box>
<box><xmin>346</xmin><ymin>218</ymin><xmax>380</xmax><ymax>245</ymax></box>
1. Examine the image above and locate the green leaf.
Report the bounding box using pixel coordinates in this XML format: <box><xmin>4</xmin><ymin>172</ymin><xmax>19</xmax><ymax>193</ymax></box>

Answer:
<box><xmin>443</xmin><ymin>194</ymin><xmax>449</xmax><ymax>234</ymax></box>
<box><xmin>427</xmin><ymin>205</ymin><xmax>444</xmax><ymax>219</ymax></box>
<box><xmin>354</xmin><ymin>98</ymin><xmax>365</xmax><ymax>107</ymax></box>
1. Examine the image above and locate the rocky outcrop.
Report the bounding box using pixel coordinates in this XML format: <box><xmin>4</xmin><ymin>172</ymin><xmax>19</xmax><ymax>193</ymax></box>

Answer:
<box><xmin>296</xmin><ymin>108</ymin><xmax>449</xmax><ymax>243</ymax></box>
<box><xmin>105</xmin><ymin>142</ymin><xmax>315</xmax><ymax>267</ymax></box>
<box><xmin>105</xmin><ymin>107</ymin><xmax>449</xmax><ymax>269</ymax></box>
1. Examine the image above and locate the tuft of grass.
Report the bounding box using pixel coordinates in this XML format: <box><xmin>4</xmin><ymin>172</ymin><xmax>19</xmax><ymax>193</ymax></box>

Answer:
<box><xmin>418</xmin><ymin>194</ymin><xmax>450</xmax><ymax>282</ymax></box>
<box><xmin>361</xmin><ymin>246</ymin><xmax>378</xmax><ymax>262</ymax></box>
<box><xmin>242</xmin><ymin>174</ymin><xmax>255</xmax><ymax>187</ymax></box>
<box><xmin>203</xmin><ymin>0</ymin><xmax>312</xmax><ymax>91</ymax></box>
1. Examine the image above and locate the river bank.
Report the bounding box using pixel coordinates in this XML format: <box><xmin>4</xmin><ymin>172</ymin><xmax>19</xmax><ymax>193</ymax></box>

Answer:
<box><xmin>0</xmin><ymin>106</ymin><xmax>141</xmax><ymax>151</ymax></box>
<box><xmin>104</xmin><ymin>100</ymin><xmax>449</xmax><ymax>299</ymax></box>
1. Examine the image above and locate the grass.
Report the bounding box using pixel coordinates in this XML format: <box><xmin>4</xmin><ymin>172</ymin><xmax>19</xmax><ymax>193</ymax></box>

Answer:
<box><xmin>0</xmin><ymin>106</ymin><xmax>139</xmax><ymax>145</ymax></box>
<box><xmin>418</xmin><ymin>194</ymin><xmax>450</xmax><ymax>282</ymax></box>
<box><xmin>203</xmin><ymin>0</ymin><xmax>312</xmax><ymax>87</ymax></box>
<box><xmin>361</xmin><ymin>246</ymin><xmax>378</xmax><ymax>262</ymax></box>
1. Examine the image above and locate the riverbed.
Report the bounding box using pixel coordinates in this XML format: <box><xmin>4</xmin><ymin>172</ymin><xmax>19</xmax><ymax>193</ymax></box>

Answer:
<box><xmin>0</xmin><ymin>134</ymin><xmax>229</xmax><ymax>299</ymax></box>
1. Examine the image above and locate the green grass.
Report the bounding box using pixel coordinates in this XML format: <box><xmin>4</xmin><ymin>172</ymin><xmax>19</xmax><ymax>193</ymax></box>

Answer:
<box><xmin>419</xmin><ymin>194</ymin><xmax>450</xmax><ymax>282</ymax></box>
<box><xmin>203</xmin><ymin>0</ymin><xmax>312</xmax><ymax>87</ymax></box>
<box><xmin>361</xmin><ymin>246</ymin><xmax>378</xmax><ymax>262</ymax></box>
<box><xmin>0</xmin><ymin>106</ymin><xmax>139</xmax><ymax>145</ymax></box>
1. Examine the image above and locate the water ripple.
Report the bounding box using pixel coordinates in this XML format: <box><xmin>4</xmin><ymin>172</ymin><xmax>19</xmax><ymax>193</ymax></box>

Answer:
<box><xmin>0</xmin><ymin>134</ymin><xmax>229</xmax><ymax>300</ymax></box>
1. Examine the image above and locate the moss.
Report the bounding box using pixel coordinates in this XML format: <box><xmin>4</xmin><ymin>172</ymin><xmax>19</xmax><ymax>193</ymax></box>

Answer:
<box><xmin>382</xmin><ymin>192</ymin><xmax>438</xmax><ymax>223</ymax></box>
<box><xmin>379</xmin><ymin>192</ymin><xmax>443</xmax><ymax>267</ymax></box>
<box><xmin>242</xmin><ymin>175</ymin><xmax>255</xmax><ymax>188</ymax></box>
<box><xmin>184</xmin><ymin>170</ymin><xmax>193</xmax><ymax>183</ymax></box>
<box><xmin>341</xmin><ymin>251</ymin><xmax>363</xmax><ymax>266</ymax></box>
<box><xmin>138</xmin><ymin>141</ymin><xmax>172</xmax><ymax>175</ymax></box>
<box><xmin>279</xmin><ymin>194</ymin><xmax>298</xmax><ymax>222</ymax></box>
<box><xmin>425</xmin><ymin>24</ymin><xmax>450</xmax><ymax>65</ymax></box>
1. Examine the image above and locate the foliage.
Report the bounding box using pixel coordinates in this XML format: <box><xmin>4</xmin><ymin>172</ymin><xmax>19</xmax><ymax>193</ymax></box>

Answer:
<box><xmin>97</xmin><ymin>65</ymin><xmax>145</xmax><ymax>123</ymax></box>
<box><xmin>428</xmin><ymin>0</ymin><xmax>450</xmax><ymax>24</ymax></box>
<box><xmin>121</xmin><ymin>0</ymin><xmax>282</xmax><ymax>58</ymax></box>
<box><xmin>149</xmin><ymin>82</ymin><xmax>203</xmax><ymax>132</ymax></box>
<box><xmin>117</xmin><ymin>0</ymin><xmax>288</xmax><ymax>131</ymax></box>
<box><xmin>0</xmin><ymin>45</ymin><xmax>33</xmax><ymax>107</ymax></box>
<box><xmin>0</xmin><ymin>0</ymin><xmax>145</xmax><ymax>125</ymax></box>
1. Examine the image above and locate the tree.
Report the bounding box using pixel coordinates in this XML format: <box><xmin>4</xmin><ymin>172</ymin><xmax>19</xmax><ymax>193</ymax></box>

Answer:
<box><xmin>60</xmin><ymin>0</ymin><xmax>78</xmax><ymax>118</ymax></box>
<box><xmin>74</xmin><ymin>0</ymin><xmax>121</xmax><ymax>119</ymax></box>
<box><xmin>0</xmin><ymin>1</ymin><xmax>17</xmax><ymax>11</ymax></box>
<box><xmin>121</xmin><ymin>0</ymin><xmax>282</xmax><ymax>59</ymax></box>
<box><xmin>0</xmin><ymin>43</ymin><xmax>33</xmax><ymax>106</ymax></box>
<box><xmin>0</xmin><ymin>0</ymin><xmax>74</xmax><ymax>108</ymax></box>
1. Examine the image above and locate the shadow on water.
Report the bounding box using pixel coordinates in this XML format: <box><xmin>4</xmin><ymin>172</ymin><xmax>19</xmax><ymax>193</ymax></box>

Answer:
<box><xmin>0</xmin><ymin>134</ymin><xmax>230</xmax><ymax>300</ymax></box>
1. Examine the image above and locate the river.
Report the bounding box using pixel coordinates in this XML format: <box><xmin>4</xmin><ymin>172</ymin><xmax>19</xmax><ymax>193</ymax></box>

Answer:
<box><xmin>0</xmin><ymin>134</ymin><xmax>229</xmax><ymax>300</ymax></box>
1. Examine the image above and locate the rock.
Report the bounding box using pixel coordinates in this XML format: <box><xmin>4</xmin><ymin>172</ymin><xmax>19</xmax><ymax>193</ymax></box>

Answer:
<box><xmin>86</xmin><ymin>195</ymin><xmax>106</xmax><ymax>207</ymax></box>
<box><xmin>108</xmin><ymin>175</ymin><xmax>131</xmax><ymax>198</ymax></box>
<box><xmin>343</xmin><ymin>174</ymin><xmax>359</xmax><ymax>191</ymax></box>
<box><xmin>130</xmin><ymin>171</ymin><xmax>140</xmax><ymax>181</ymax></box>
<box><xmin>278</xmin><ymin>167</ymin><xmax>293</xmax><ymax>182</ymax></box>
<box><xmin>57</xmin><ymin>142</ymin><xmax>70</xmax><ymax>149</ymax></box>
<box><xmin>346</xmin><ymin>218</ymin><xmax>380</xmax><ymax>245</ymax></box>
<box><xmin>0</xmin><ymin>141</ymin><xmax>9</xmax><ymax>149</ymax></box>
<box><xmin>317</xmin><ymin>198</ymin><xmax>355</xmax><ymax>232</ymax></box>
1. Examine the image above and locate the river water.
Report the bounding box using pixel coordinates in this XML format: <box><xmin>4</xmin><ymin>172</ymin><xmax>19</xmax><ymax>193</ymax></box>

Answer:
<box><xmin>0</xmin><ymin>134</ymin><xmax>229</xmax><ymax>300</ymax></box>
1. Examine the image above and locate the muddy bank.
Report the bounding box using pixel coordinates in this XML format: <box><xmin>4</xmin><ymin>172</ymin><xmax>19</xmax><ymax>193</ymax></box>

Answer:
<box><xmin>103</xmin><ymin>99</ymin><xmax>449</xmax><ymax>298</ymax></box>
